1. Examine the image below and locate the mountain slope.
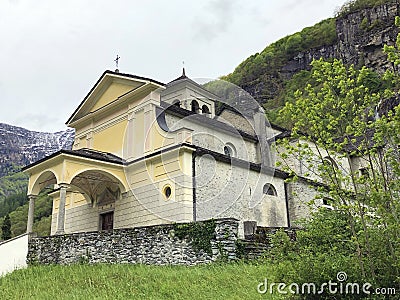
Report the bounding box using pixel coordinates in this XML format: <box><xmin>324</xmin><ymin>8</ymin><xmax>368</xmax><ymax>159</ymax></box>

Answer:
<box><xmin>0</xmin><ymin>123</ymin><xmax>74</xmax><ymax>178</ymax></box>
<box><xmin>0</xmin><ymin>124</ymin><xmax>74</xmax><ymax>237</ymax></box>
<box><xmin>224</xmin><ymin>0</ymin><xmax>399</xmax><ymax>123</ymax></box>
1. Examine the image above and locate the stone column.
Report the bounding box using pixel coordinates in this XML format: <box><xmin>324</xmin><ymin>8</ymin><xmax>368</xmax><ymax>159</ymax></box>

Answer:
<box><xmin>56</xmin><ymin>184</ymin><xmax>68</xmax><ymax>235</ymax></box>
<box><xmin>26</xmin><ymin>194</ymin><xmax>37</xmax><ymax>234</ymax></box>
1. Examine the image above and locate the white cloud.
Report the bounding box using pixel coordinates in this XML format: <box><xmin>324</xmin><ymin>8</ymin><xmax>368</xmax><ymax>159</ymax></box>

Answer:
<box><xmin>192</xmin><ymin>0</ymin><xmax>239</xmax><ymax>41</ymax></box>
<box><xmin>0</xmin><ymin>0</ymin><xmax>347</xmax><ymax>132</ymax></box>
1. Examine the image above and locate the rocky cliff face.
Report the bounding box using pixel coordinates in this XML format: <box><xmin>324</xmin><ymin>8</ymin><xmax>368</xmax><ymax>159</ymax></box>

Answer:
<box><xmin>0</xmin><ymin>123</ymin><xmax>74</xmax><ymax>177</ymax></box>
<box><xmin>246</xmin><ymin>2</ymin><xmax>400</xmax><ymax>102</ymax></box>
<box><xmin>336</xmin><ymin>2</ymin><xmax>398</xmax><ymax>72</ymax></box>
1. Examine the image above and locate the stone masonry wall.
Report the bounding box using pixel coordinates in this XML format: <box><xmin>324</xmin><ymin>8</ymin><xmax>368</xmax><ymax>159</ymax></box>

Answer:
<box><xmin>27</xmin><ymin>218</ymin><xmax>238</xmax><ymax>266</ymax></box>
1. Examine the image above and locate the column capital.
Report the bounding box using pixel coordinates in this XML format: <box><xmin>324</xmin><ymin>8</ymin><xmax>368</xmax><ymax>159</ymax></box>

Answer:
<box><xmin>27</xmin><ymin>194</ymin><xmax>38</xmax><ymax>200</ymax></box>
<box><xmin>58</xmin><ymin>183</ymin><xmax>70</xmax><ymax>189</ymax></box>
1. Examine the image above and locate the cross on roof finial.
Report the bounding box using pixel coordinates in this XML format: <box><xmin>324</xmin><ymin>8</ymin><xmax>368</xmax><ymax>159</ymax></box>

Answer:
<box><xmin>114</xmin><ymin>55</ymin><xmax>121</xmax><ymax>71</ymax></box>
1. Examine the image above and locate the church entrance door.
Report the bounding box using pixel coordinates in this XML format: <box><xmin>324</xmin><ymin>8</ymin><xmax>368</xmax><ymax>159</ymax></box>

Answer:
<box><xmin>100</xmin><ymin>212</ymin><xmax>114</xmax><ymax>230</ymax></box>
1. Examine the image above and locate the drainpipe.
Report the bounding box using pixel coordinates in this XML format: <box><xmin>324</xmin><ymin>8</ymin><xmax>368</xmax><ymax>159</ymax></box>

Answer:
<box><xmin>284</xmin><ymin>181</ymin><xmax>291</xmax><ymax>228</ymax></box>
<box><xmin>192</xmin><ymin>151</ymin><xmax>197</xmax><ymax>222</ymax></box>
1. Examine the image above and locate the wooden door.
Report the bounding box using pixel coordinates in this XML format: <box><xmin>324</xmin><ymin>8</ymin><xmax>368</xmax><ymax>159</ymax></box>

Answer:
<box><xmin>101</xmin><ymin>212</ymin><xmax>114</xmax><ymax>231</ymax></box>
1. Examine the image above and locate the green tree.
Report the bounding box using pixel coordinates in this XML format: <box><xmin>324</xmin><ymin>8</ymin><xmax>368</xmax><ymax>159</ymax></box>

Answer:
<box><xmin>276</xmin><ymin>55</ymin><xmax>400</xmax><ymax>290</ymax></box>
<box><xmin>1</xmin><ymin>214</ymin><xmax>12</xmax><ymax>240</ymax></box>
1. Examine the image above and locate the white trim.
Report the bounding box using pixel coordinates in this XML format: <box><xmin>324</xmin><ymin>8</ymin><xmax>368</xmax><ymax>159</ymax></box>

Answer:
<box><xmin>68</xmin><ymin>81</ymin><xmax>157</xmax><ymax>127</ymax></box>
<box><xmin>93</xmin><ymin>114</ymin><xmax>128</xmax><ymax>134</ymax></box>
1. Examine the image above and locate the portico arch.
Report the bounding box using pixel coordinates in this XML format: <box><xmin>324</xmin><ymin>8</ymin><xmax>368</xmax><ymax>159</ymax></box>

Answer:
<box><xmin>28</xmin><ymin>170</ymin><xmax>58</xmax><ymax>196</ymax></box>
<box><xmin>69</xmin><ymin>169</ymin><xmax>126</xmax><ymax>206</ymax></box>
<box><xmin>26</xmin><ymin>170</ymin><xmax>58</xmax><ymax>234</ymax></box>
<box><xmin>23</xmin><ymin>149</ymin><xmax>128</xmax><ymax>235</ymax></box>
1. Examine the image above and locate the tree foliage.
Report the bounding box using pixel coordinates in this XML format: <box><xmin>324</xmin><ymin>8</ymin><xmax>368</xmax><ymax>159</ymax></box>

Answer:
<box><xmin>0</xmin><ymin>170</ymin><xmax>28</xmax><ymax>199</ymax></box>
<box><xmin>335</xmin><ymin>0</ymin><xmax>397</xmax><ymax>17</ymax></box>
<box><xmin>224</xmin><ymin>18</ymin><xmax>337</xmax><ymax>92</ymax></box>
<box><xmin>0</xmin><ymin>192</ymin><xmax>52</xmax><ymax>238</ymax></box>
<box><xmin>1</xmin><ymin>214</ymin><xmax>11</xmax><ymax>241</ymax></box>
<box><xmin>270</xmin><ymin>18</ymin><xmax>400</xmax><ymax>295</ymax></box>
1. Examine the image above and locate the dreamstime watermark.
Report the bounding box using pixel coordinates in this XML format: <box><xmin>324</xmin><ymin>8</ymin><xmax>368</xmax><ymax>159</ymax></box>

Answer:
<box><xmin>257</xmin><ymin>271</ymin><xmax>397</xmax><ymax>296</ymax></box>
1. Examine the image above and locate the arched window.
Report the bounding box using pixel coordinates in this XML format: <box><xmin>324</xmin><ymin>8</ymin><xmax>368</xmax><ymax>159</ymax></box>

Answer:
<box><xmin>223</xmin><ymin>143</ymin><xmax>236</xmax><ymax>157</ymax></box>
<box><xmin>173</xmin><ymin>100</ymin><xmax>180</xmax><ymax>107</ymax></box>
<box><xmin>322</xmin><ymin>156</ymin><xmax>341</xmax><ymax>185</ymax></box>
<box><xmin>202</xmin><ymin>105</ymin><xmax>210</xmax><ymax>115</ymax></box>
<box><xmin>224</xmin><ymin>146</ymin><xmax>232</xmax><ymax>157</ymax></box>
<box><xmin>263</xmin><ymin>183</ymin><xmax>277</xmax><ymax>196</ymax></box>
<box><xmin>323</xmin><ymin>157</ymin><xmax>338</xmax><ymax>170</ymax></box>
<box><xmin>359</xmin><ymin>167</ymin><xmax>369</xmax><ymax>178</ymax></box>
<box><xmin>191</xmin><ymin>100</ymin><xmax>200</xmax><ymax>113</ymax></box>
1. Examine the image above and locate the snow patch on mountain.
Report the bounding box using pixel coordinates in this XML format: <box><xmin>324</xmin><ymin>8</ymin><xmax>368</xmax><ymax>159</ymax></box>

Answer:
<box><xmin>0</xmin><ymin>123</ymin><xmax>75</xmax><ymax>177</ymax></box>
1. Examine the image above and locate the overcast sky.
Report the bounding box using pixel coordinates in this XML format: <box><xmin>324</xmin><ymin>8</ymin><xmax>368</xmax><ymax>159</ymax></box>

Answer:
<box><xmin>0</xmin><ymin>0</ymin><xmax>346</xmax><ymax>132</ymax></box>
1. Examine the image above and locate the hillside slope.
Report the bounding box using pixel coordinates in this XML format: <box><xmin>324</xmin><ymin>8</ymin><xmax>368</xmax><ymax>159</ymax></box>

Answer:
<box><xmin>225</xmin><ymin>0</ymin><xmax>399</xmax><ymax>122</ymax></box>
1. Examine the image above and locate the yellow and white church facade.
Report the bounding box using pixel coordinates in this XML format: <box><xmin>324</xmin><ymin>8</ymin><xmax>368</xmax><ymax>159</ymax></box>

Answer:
<box><xmin>23</xmin><ymin>69</ymin><xmax>302</xmax><ymax>237</ymax></box>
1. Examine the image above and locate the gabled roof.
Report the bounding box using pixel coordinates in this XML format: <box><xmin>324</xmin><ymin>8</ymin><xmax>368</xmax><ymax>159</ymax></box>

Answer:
<box><xmin>66</xmin><ymin>70</ymin><xmax>165</xmax><ymax>125</ymax></box>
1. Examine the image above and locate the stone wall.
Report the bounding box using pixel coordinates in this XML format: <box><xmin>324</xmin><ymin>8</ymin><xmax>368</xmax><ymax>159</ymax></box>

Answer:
<box><xmin>27</xmin><ymin>218</ymin><xmax>238</xmax><ymax>266</ymax></box>
<box><xmin>195</xmin><ymin>155</ymin><xmax>288</xmax><ymax>235</ymax></box>
<box><xmin>165</xmin><ymin>113</ymin><xmax>259</xmax><ymax>163</ymax></box>
<box><xmin>238</xmin><ymin>227</ymin><xmax>298</xmax><ymax>259</ymax></box>
<box><xmin>287</xmin><ymin>178</ymin><xmax>324</xmax><ymax>226</ymax></box>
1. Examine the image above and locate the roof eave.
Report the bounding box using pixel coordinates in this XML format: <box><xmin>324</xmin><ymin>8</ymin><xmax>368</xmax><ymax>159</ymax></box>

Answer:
<box><xmin>22</xmin><ymin>149</ymin><xmax>124</xmax><ymax>173</ymax></box>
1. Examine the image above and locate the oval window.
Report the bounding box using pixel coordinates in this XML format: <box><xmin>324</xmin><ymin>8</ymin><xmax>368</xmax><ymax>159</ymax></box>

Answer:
<box><xmin>163</xmin><ymin>185</ymin><xmax>172</xmax><ymax>200</ymax></box>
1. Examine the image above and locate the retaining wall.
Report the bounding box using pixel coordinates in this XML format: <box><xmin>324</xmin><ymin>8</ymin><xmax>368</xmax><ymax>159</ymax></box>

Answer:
<box><xmin>27</xmin><ymin>218</ymin><xmax>238</xmax><ymax>266</ymax></box>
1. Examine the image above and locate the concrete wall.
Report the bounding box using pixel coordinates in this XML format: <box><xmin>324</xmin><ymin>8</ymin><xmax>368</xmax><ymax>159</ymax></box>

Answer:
<box><xmin>0</xmin><ymin>234</ymin><xmax>29</xmax><ymax>276</ymax></box>
<box><xmin>28</xmin><ymin>219</ymin><xmax>238</xmax><ymax>266</ymax></box>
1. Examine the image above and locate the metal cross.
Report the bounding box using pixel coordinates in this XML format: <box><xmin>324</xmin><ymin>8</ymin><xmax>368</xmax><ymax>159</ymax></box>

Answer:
<box><xmin>114</xmin><ymin>55</ymin><xmax>121</xmax><ymax>69</ymax></box>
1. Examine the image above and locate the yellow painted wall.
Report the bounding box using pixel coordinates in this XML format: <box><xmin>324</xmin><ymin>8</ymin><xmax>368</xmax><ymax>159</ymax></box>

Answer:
<box><xmin>91</xmin><ymin>82</ymin><xmax>135</xmax><ymax>112</ymax></box>
<box><xmin>52</xmin><ymin>193</ymin><xmax>74</xmax><ymax>212</ymax></box>
<box><xmin>92</xmin><ymin>119</ymin><xmax>127</xmax><ymax>156</ymax></box>
<box><xmin>27</xmin><ymin>162</ymin><xmax>64</xmax><ymax>195</ymax></box>
<box><xmin>151</xmin><ymin>126</ymin><xmax>174</xmax><ymax>151</ymax></box>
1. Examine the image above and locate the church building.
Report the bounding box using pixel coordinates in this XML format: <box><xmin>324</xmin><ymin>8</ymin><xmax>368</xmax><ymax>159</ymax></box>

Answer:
<box><xmin>23</xmin><ymin>69</ymin><xmax>316</xmax><ymax>237</ymax></box>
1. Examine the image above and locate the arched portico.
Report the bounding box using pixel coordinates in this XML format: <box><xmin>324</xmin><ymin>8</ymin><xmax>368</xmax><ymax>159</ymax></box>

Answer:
<box><xmin>23</xmin><ymin>149</ymin><xmax>128</xmax><ymax>235</ymax></box>
<box><xmin>26</xmin><ymin>170</ymin><xmax>58</xmax><ymax>234</ymax></box>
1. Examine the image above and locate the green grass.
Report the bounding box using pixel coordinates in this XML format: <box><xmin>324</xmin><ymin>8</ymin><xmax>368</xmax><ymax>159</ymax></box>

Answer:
<box><xmin>0</xmin><ymin>263</ymin><xmax>284</xmax><ymax>300</ymax></box>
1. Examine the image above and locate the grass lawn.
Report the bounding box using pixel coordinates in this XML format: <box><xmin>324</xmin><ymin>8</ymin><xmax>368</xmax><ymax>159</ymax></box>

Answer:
<box><xmin>0</xmin><ymin>262</ymin><xmax>284</xmax><ymax>300</ymax></box>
